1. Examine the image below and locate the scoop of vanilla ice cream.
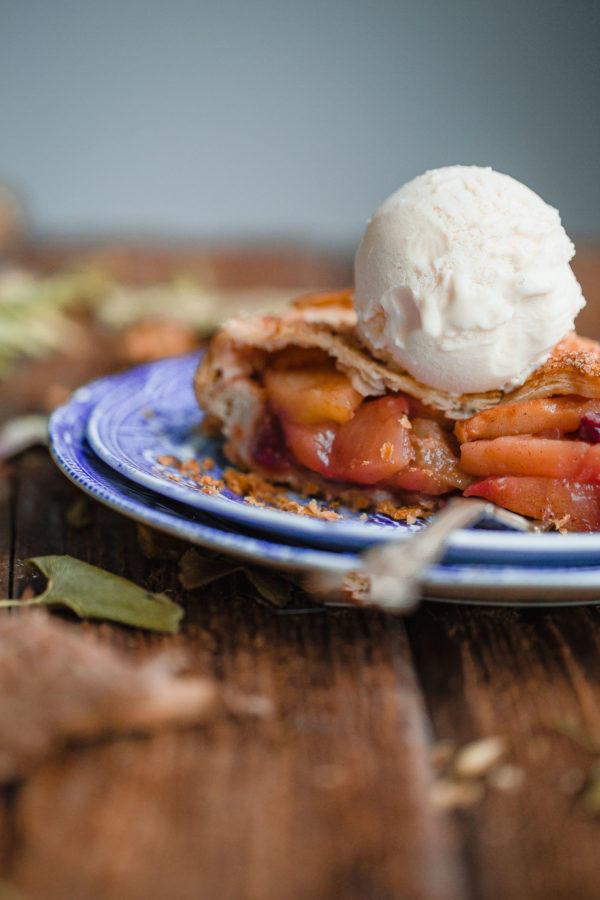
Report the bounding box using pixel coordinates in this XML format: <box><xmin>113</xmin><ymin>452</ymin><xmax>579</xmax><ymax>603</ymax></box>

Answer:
<box><xmin>353</xmin><ymin>165</ymin><xmax>585</xmax><ymax>395</ymax></box>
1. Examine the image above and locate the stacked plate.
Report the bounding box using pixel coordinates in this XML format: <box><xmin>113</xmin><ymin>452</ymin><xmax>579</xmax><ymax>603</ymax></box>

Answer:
<box><xmin>49</xmin><ymin>352</ymin><xmax>600</xmax><ymax>606</ymax></box>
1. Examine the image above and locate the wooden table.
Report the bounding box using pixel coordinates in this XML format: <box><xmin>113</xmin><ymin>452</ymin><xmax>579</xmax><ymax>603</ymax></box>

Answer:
<box><xmin>2</xmin><ymin>243</ymin><xmax>600</xmax><ymax>900</ymax></box>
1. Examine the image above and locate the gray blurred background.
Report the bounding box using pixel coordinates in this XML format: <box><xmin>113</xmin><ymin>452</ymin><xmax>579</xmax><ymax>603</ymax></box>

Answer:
<box><xmin>1</xmin><ymin>0</ymin><xmax>599</xmax><ymax>248</ymax></box>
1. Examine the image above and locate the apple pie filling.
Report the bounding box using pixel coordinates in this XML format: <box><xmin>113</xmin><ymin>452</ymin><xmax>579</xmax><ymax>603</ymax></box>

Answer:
<box><xmin>251</xmin><ymin>348</ymin><xmax>600</xmax><ymax>531</ymax></box>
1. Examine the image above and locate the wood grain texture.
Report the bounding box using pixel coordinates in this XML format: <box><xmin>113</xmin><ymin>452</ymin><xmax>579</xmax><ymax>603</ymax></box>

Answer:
<box><xmin>407</xmin><ymin>605</ymin><xmax>600</xmax><ymax>900</ymax></box>
<box><xmin>1</xmin><ymin>244</ymin><xmax>600</xmax><ymax>899</ymax></box>
<box><xmin>4</xmin><ymin>453</ymin><xmax>464</xmax><ymax>900</ymax></box>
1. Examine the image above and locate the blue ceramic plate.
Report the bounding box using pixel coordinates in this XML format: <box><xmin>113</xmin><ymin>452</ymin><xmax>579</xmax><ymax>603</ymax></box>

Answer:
<box><xmin>49</xmin><ymin>374</ymin><xmax>600</xmax><ymax>604</ymax></box>
<box><xmin>84</xmin><ymin>353</ymin><xmax>600</xmax><ymax>567</ymax></box>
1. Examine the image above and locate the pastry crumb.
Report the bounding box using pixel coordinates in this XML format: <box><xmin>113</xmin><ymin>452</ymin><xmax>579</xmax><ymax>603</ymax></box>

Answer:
<box><xmin>553</xmin><ymin>514</ymin><xmax>571</xmax><ymax>533</ymax></box>
<box><xmin>375</xmin><ymin>500</ymin><xmax>430</xmax><ymax>523</ymax></box>
<box><xmin>157</xmin><ymin>454</ymin><xmax>177</xmax><ymax>466</ymax></box>
<box><xmin>154</xmin><ymin>453</ymin><xmax>435</xmax><ymax>524</ymax></box>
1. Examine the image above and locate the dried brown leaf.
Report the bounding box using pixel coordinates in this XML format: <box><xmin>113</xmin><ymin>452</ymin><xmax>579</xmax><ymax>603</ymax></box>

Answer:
<box><xmin>136</xmin><ymin>524</ymin><xmax>185</xmax><ymax>560</ymax></box>
<box><xmin>244</xmin><ymin>568</ymin><xmax>296</xmax><ymax>608</ymax></box>
<box><xmin>65</xmin><ymin>496</ymin><xmax>93</xmax><ymax>529</ymax></box>
<box><xmin>178</xmin><ymin>548</ymin><xmax>240</xmax><ymax>590</ymax></box>
<box><xmin>0</xmin><ymin>611</ymin><xmax>219</xmax><ymax>782</ymax></box>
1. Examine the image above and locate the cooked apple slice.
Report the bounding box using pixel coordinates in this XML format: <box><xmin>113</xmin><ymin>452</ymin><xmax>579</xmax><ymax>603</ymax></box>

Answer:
<box><xmin>330</xmin><ymin>395</ymin><xmax>413</xmax><ymax>484</ymax></box>
<box><xmin>281</xmin><ymin>420</ymin><xmax>338</xmax><ymax>476</ymax></box>
<box><xmin>264</xmin><ymin>365</ymin><xmax>362</xmax><ymax>425</ymax></box>
<box><xmin>392</xmin><ymin>418</ymin><xmax>472</xmax><ymax>495</ymax></box>
<box><xmin>411</xmin><ymin>418</ymin><xmax>471</xmax><ymax>489</ymax></box>
<box><xmin>455</xmin><ymin>397</ymin><xmax>600</xmax><ymax>443</ymax></box>
<box><xmin>464</xmin><ymin>476</ymin><xmax>600</xmax><ymax>532</ymax></box>
<box><xmin>460</xmin><ymin>436</ymin><xmax>600</xmax><ymax>481</ymax></box>
<box><xmin>392</xmin><ymin>467</ymin><xmax>456</xmax><ymax>495</ymax></box>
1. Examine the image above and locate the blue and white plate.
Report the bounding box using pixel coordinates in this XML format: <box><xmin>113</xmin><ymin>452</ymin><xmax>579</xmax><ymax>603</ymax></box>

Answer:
<box><xmin>84</xmin><ymin>353</ymin><xmax>600</xmax><ymax>567</ymax></box>
<box><xmin>49</xmin><ymin>373</ymin><xmax>600</xmax><ymax>604</ymax></box>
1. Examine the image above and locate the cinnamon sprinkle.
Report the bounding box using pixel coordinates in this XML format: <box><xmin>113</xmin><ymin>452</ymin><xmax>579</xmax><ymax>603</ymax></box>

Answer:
<box><xmin>380</xmin><ymin>441</ymin><xmax>394</xmax><ymax>462</ymax></box>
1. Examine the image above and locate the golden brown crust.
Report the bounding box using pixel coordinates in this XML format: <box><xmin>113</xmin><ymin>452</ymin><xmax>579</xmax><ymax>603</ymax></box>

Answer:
<box><xmin>195</xmin><ymin>295</ymin><xmax>600</xmax><ymax>422</ymax></box>
<box><xmin>506</xmin><ymin>333</ymin><xmax>600</xmax><ymax>404</ymax></box>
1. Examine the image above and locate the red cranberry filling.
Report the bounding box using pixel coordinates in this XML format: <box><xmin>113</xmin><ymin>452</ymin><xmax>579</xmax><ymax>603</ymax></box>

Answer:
<box><xmin>253</xmin><ymin>415</ymin><xmax>290</xmax><ymax>472</ymax></box>
<box><xmin>578</xmin><ymin>415</ymin><xmax>600</xmax><ymax>444</ymax></box>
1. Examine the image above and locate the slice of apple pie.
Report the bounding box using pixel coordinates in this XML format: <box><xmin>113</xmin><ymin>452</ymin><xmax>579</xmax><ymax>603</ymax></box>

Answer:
<box><xmin>195</xmin><ymin>290</ymin><xmax>600</xmax><ymax>532</ymax></box>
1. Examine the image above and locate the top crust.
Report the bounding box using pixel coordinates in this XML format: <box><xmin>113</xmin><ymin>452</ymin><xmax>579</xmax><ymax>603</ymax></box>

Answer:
<box><xmin>196</xmin><ymin>291</ymin><xmax>600</xmax><ymax>423</ymax></box>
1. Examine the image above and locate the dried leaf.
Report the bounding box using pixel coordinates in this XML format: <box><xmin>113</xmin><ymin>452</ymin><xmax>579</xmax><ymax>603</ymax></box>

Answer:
<box><xmin>178</xmin><ymin>548</ymin><xmax>240</xmax><ymax>589</ymax></box>
<box><xmin>96</xmin><ymin>279</ymin><xmax>296</xmax><ymax>333</ymax></box>
<box><xmin>245</xmin><ymin>568</ymin><xmax>296</xmax><ymax>608</ymax></box>
<box><xmin>0</xmin><ymin>266</ymin><xmax>108</xmax><ymax>377</ymax></box>
<box><xmin>1</xmin><ymin>556</ymin><xmax>183</xmax><ymax>633</ymax></box>
<box><xmin>136</xmin><ymin>523</ymin><xmax>185</xmax><ymax>559</ymax></box>
<box><xmin>0</xmin><ymin>263</ymin><xmax>299</xmax><ymax>379</ymax></box>
<box><xmin>0</xmin><ymin>611</ymin><xmax>219</xmax><ymax>781</ymax></box>
<box><xmin>97</xmin><ymin>277</ymin><xmax>219</xmax><ymax>330</ymax></box>
<box><xmin>65</xmin><ymin>496</ymin><xmax>93</xmax><ymax>528</ymax></box>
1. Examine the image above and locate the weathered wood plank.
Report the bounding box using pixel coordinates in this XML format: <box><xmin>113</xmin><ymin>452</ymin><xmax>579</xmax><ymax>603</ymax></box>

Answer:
<box><xmin>8</xmin><ymin>605</ymin><xmax>465</xmax><ymax>900</ymax></box>
<box><xmin>4</xmin><ymin>453</ymin><xmax>464</xmax><ymax>900</ymax></box>
<box><xmin>407</xmin><ymin>603</ymin><xmax>600</xmax><ymax>900</ymax></box>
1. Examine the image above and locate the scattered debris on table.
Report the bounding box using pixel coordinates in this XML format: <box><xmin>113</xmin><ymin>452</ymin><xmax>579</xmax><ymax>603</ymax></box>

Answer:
<box><xmin>178</xmin><ymin>547</ymin><xmax>316</xmax><ymax>611</ymax></box>
<box><xmin>156</xmin><ymin>453</ymin><xmax>433</xmax><ymax>526</ymax></box>
<box><xmin>430</xmin><ymin>735</ymin><xmax>524</xmax><ymax>810</ymax></box>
